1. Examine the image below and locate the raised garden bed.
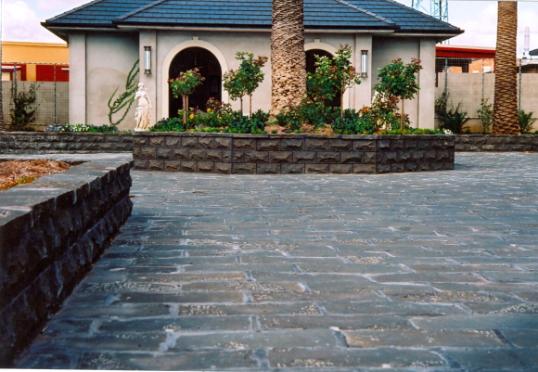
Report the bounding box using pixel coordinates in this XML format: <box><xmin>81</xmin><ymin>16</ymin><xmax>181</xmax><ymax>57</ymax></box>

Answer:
<box><xmin>0</xmin><ymin>154</ymin><xmax>133</xmax><ymax>366</ymax></box>
<box><xmin>133</xmin><ymin>133</ymin><xmax>455</xmax><ymax>174</ymax></box>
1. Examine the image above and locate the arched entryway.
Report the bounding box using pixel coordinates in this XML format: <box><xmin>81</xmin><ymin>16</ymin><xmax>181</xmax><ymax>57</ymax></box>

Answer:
<box><xmin>306</xmin><ymin>48</ymin><xmax>341</xmax><ymax>108</ymax></box>
<box><xmin>168</xmin><ymin>47</ymin><xmax>222</xmax><ymax>116</ymax></box>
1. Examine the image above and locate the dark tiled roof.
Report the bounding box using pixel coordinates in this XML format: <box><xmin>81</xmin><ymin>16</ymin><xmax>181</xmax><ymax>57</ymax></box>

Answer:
<box><xmin>44</xmin><ymin>0</ymin><xmax>462</xmax><ymax>34</ymax></box>
<box><xmin>45</xmin><ymin>0</ymin><xmax>155</xmax><ymax>27</ymax></box>
<box><xmin>116</xmin><ymin>0</ymin><xmax>396</xmax><ymax>29</ymax></box>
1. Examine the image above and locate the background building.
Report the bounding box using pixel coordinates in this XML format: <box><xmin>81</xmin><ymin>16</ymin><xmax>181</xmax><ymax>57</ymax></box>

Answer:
<box><xmin>1</xmin><ymin>41</ymin><xmax>69</xmax><ymax>82</ymax></box>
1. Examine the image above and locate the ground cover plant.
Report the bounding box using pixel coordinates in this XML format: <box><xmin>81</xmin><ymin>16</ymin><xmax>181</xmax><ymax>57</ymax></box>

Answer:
<box><xmin>157</xmin><ymin>49</ymin><xmax>444</xmax><ymax>136</ymax></box>
<box><xmin>47</xmin><ymin>123</ymin><xmax>119</xmax><ymax>133</ymax></box>
<box><xmin>518</xmin><ymin>110</ymin><xmax>536</xmax><ymax>134</ymax></box>
<box><xmin>0</xmin><ymin>160</ymin><xmax>70</xmax><ymax>191</ymax></box>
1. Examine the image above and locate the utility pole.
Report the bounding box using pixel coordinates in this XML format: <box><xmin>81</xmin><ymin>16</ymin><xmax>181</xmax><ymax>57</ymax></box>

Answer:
<box><xmin>412</xmin><ymin>0</ymin><xmax>449</xmax><ymax>22</ymax></box>
<box><xmin>431</xmin><ymin>0</ymin><xmax>449</xmax><ymax>22</ymax></box>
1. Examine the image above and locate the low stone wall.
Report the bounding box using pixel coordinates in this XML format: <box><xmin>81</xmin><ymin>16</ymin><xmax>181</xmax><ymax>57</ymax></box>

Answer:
<box><xmin>2</xmin><ymin>132</ymin><xmax>537</xmax><ymax>155</ymax></box>
<box><xmin>0</xmin><ymin>154</ymin><xmax>133</xmax><ymax>366</ymax></box>
<box><xmin>0</xmin><ymin>132</ymin><xmax>134</xmax><ymax>154</ymax></box>
<box><xmin>455</xmin><ymin>134</ymin><xmax>538</xmax><ymax>152</ymax></box>
<box><xmin>133</xmin><ymin>133</ymin><xmax>455</xmax><ymax>174</ymax></box>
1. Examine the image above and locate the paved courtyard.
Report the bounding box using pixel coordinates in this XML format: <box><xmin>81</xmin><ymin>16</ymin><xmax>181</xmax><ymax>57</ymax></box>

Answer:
<box><xmin>17</xmin><ymin>153</ymin><xmax>538</xmax><ymax>370</ymax></box>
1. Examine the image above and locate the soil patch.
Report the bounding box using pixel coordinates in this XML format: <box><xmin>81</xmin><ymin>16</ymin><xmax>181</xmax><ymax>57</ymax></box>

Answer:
<box><xmin>0</xmin><ymin>160</ymin><xmax>71</xmax><ymax>191</ymax></box>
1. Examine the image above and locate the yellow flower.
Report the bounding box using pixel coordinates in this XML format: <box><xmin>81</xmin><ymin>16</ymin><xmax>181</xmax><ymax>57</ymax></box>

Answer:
<box><xmin>189</xmin><ymin>113</ymin><xmax>195</xmax><ymax>120</ymax></box>
<box><xmin>207</xmin><ymin>108</ymin><xmax>213</xmax><ymax>113</ymax></box>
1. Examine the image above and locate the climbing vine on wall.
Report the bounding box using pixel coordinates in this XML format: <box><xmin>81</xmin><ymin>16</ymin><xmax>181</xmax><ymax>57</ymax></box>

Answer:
<box><xmin>107</xmin><ymin>60</ymin><xmax>139</xmax><ymax>126</ymax></box>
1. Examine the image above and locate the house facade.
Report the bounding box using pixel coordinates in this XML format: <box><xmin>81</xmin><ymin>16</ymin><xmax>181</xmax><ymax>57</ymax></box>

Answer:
<box><xmin>44</xmin><ymin>0</ymin><xmax>462</xmax><ymax>130</ymax></box>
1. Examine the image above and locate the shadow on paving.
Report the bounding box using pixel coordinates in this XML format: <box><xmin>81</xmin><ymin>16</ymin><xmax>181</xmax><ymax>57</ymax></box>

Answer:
<box><xmin>16</xmin><ymin>153</ymin><xmax>538</xmax><ymax>371</ymax></box>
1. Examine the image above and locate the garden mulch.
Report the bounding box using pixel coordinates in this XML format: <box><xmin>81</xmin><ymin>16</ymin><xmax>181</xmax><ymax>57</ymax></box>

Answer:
<box><xmin>0</xmin><ymin>160</ymin><xmax>70</xmax><ymax>191</ymax></box>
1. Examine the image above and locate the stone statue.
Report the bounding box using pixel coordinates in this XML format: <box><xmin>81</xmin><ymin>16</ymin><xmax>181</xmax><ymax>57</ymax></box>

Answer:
<box><xmin>134</xmin><ymin>83</ymin><xmax>152</xmax><ymax>132</ymax></box>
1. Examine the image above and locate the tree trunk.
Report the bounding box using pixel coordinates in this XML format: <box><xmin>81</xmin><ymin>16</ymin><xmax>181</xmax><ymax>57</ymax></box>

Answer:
<box><xmin>240</xmin><ymin>97</ymin><xmax>243</xmax><ymax>116</ymax></box>
<box><xmin>401</xmin><ymin>99</ymin><xmax>405</xmax><ymax>133</ymax></box>
<box><xmin>493</xmin><ymin>1</ymin><xmax>520</xmax><ymax>134</ymax></box>
<box><xmin>182</xmin><ymin>95</ymin><xmax>188</xmax><ymax>125</ymax></box>
<box><xmin>249</xmin><ymin>94</ymin><xmax>253</xmax><ymax>117</ymax></box>
<box><xmin>271</xmin><ymin>0</ymin><xmax>306</xmax><ymax>115</ymax></box>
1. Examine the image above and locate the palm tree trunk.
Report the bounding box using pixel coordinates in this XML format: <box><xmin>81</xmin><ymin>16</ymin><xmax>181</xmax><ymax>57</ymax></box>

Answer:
<box><xmin>493</xmin><ymin>1</ymin><xmax>520</xmax><ymax>134</ymax></box>
<box><xmin>271</xmin><ymin>0</ymin><xmax>306</xmax><ymax>114</ymax></box>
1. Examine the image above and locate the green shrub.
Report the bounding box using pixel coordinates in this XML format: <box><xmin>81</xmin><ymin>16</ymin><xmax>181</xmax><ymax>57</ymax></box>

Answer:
<box><xmin>276</xmin><ymin>109</ymin><xmax>302</xmax><ymax>131</ymax></box>
<box><xmin>518</xmin><ymin>110</ymin><xmax>536</xmax><ymax>134</ymax></box>
<box><xmin>332</xmin><ymin>109</ymin><xmax>377</xmax><ymax>135</ymax></box>
<box><xmin>298</xmin><ymin>100</ymin><xmax>339</xmax><ymax>127</ymax></box>
<box><xmin>10</xmin><ymin>82</ymin><xmax>38</xmax><ymax>129</ymax></box>
<box><xmin>435</xmin><ymin>93</ymin><xmax>469</xmax><ymax>134</ymax></box>
<box><xmin>193</xmin><ymin>110</ymin><xmax>222</xmax><ymax>129</ymax></box>
<box><xmin>226</xmin><ymin>112</ymin><xmax>266</xmax><ymax>134</ymax></box>
<box><xmin>477</xmin><ymin>99</ymin><xmax>493</xmax><ymax>134</ymax></box>
<box><xmin>151</xmin><ymin>117</ymin><xmax>185</xmax><ymax>132</ymax></box>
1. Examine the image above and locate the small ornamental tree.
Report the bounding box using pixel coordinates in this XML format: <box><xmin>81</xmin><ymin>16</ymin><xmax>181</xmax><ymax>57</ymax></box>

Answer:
<box><xmin>10</xmin><ymin>81</ymin><xmax>38</xmax><ymax>129</ymax></box>
<box><xmin>375</xmin><ymin>58</ymin><xmax>422</xmax><ymax>132</ymax></box>
<box><xmin>170</xmin><ymin>68</ymin><xmax>205</xmax><ymax>124</ymax></box>
<box><xmin>224</xmin><ymin>52</ymin><xmax>268</xmax><ymax>116</ymax></box>
<box><xmin>307</xmin><ymin>45</ymin><xmax>362</xmax><ymax>115</ymax></box>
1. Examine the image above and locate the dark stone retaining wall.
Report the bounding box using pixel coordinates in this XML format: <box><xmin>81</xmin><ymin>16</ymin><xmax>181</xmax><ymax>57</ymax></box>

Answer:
<box><xmin>455</xmin><ymin>134</ymin><xmax>538</xmax><ymax>152</ymax></box>
<box><xmin>2</xmin><ymin>132</ymin><xmax>538</xmax><ymax>155</ymax></box>
<box><xmin>0</xmin><ymin>156</ymin><xmax>133</xmax><ymax>366</ymax></box>
<box><xmin>0</xmin><ymin>132</ymin><xmax>134</xmax><ymax>154</ymax></box>
<box><xmin>133</xmin><ymin>133</ymin><xmax>455</xmax><ymax>174</ymax></box>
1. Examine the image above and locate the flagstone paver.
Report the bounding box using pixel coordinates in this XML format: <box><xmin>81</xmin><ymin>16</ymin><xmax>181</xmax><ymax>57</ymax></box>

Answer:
<box><xmin>16</xmin><ymin>153</ymin><xmax>538</xmax><ymax>370</ymax></box>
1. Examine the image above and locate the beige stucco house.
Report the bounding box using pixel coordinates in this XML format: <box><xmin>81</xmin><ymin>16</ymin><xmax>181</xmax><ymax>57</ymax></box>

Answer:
<box><xmin>44</xmin><ymin>0</ymin><xmax>462</xmax><ymax>130</ymax></box>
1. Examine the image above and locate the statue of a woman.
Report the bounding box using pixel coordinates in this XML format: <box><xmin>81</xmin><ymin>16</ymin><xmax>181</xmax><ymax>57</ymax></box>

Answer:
<box><xmin>134</xmin><ymin>83</ymin><xmax>152</xmax><ymax>131</ymax></box>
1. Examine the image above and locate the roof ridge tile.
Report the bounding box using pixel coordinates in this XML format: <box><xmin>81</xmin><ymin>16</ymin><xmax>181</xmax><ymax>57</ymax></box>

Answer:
<box><xmin>334</xmin><ymin>0</ymin><xmax>396</xmax><ymax>27</ymax></box>
<box><xmin>115</xmin><ymin>0</ymin><xmax>170</xmax><ymax>22</ymax></box>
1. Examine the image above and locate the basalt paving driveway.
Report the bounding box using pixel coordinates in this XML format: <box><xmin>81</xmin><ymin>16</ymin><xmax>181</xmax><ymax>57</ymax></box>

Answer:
<box><xmin>17</xmin><ymin>153</ymin><xmax>538</xmax><ymax>371</ymax></box>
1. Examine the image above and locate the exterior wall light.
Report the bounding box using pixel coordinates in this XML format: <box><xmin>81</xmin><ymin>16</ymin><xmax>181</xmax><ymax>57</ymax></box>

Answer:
<box><xmin>144</xmin><ymin>46</ymin><xmax>152</xmax><ymax>75</ymax></box>
<box><xmin>361</xmin><ymin>50</ymin><xmax>369</xmax><ymax>78</ymax></box>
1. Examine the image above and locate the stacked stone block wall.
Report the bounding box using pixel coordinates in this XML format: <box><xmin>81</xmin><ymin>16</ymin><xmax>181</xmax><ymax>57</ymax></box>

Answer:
<box><xmin>133</xmin><ymin>133</ymin><xmax>455</xmax><ymax>174</ymax></box>
<box><xmin>455</xmin><ymin>135</ymin><xmax>538</xmax><ymax>152</ymax></box>
<box><xmin>2</xmin><ymin>132</ymin><xmax>537</xmax><ymax>156</ymax></box>
<box><xmin>0</xmin><ymin>132</ymin><xmax>134</xmax><ymax>154</ymax></box>
<box><xmin>0</xmin><ymin>157</ymin><xmax>133</xmax><ymax>366</ymax></box>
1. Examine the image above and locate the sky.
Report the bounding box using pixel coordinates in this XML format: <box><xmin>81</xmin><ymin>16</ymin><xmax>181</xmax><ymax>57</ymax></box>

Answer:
<box><xmin>1</xmin><ymin>0</ymin><xmax>537</xmax><ymax>54</ymax></box>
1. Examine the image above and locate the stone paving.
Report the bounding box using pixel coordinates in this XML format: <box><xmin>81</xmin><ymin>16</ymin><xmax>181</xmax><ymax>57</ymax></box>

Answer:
<box><xmin>16</xmin><ymin>153</ymin><xmax>538</xmax><ymax>371</ymax></box>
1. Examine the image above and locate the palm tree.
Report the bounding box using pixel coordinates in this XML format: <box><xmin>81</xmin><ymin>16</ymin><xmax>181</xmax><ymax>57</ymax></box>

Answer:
<box><xmin>493</xmin><ymin>1</ymin><xmax>520</xmax><ymax>134</ymax></box>
<box><xmin>271</xmin><ymin>0</ymin><xmax>306</xmax><ymax>114</ymax></box>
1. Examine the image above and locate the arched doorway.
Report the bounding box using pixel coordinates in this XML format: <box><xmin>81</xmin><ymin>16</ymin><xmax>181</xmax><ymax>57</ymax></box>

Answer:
<box><xmin>168</xmin><ymin>47</ymin><xmax>222</xmax><ymax>116</ymax></box>
<box><xmin>306</xmin><ymin>49</ymin><xmax>341</xmax><ymax>108</ymax></box>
